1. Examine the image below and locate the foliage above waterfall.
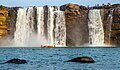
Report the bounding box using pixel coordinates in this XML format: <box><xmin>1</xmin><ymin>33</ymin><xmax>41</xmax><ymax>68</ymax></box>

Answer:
<box><xmin>0</xmin><ymin>5</ymin><xmax>5</xmax><ymax>8</ymax></box>
<box><xmin>0</xmin><ymin>5</ymin><xmax>6</xmax><ymax>10</ymax></box>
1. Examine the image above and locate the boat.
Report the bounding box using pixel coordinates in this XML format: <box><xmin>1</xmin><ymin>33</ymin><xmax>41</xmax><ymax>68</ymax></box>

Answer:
<box><xmin>41</xmin><ymin>45</ymin><xmax>55</xmax><ymax>48</ymax></box>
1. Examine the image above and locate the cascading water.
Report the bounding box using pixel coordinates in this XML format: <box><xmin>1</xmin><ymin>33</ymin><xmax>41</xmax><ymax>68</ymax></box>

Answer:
<box><xmin>107</xmin><ymin>9</ymin><xmax>114</xmax><ymax>44</ymax></box>
<box><xmin>36</xmin><ymin>7</ymin><xmax>45</xmax><ymax>36</ymax></box>
<box><xmin>47</xmin><ymin>6</ymin><xmax>60</xmax><ymax>45</ymax></box>
<box><xmin>88</xmin><ymin>9</ymin><xmax>104</xmax><ymax>45</ymax></box>
<box><xmin>14</xmin><ymin>6</ymin><xmax>66</xmax><ymax>47</ymax></box>
<box><xmin>14</xmin><ymin>7</ymin><xmax>35</xmax><ymax>46</ymax></box>
<box><xmin>54</xmin><ymin>11</ymin><xmax>66</xmax><ymax>46</ymax></box>
<box><xmin>36</xmin><ymin>6</ymin><xmax>66</xmax><ymax>46</ymax></box>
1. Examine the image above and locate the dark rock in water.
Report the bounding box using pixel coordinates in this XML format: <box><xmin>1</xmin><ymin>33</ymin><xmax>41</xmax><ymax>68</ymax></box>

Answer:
<box><xmin>66</xmin><ymin>56</ymin><xmax>95</xmax><ymax>63</ymax></box>
<box><xmin>5</xmin><ymin>58</ymin><xmax>27</xmax><ymax>64</ymax></box>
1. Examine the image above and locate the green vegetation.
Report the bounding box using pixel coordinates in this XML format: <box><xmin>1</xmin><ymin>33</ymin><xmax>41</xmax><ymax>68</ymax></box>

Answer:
<box><xmin>0</xmin><ymin>5</ymin><xmax>6</xmax><ymax>9</ymax></box>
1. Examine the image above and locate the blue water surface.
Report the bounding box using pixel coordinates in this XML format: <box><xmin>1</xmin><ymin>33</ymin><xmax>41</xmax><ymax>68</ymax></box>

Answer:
<box><xmin>0</xmin><ymin>47</ymin><xmax>120</xmax><ymax>70</ymax></box>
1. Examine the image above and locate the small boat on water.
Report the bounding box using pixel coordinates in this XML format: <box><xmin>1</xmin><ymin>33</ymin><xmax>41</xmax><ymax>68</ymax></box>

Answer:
<box><xmin>41</xmin><ymin>45</ymin><xmax>55</xmax><ymax>48</ymax></box>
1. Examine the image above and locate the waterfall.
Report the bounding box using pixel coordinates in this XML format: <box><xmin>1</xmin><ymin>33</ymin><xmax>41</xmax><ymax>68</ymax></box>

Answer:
<box><xmin>14</xmin><ymin>6</ymin><xmax>66</xmax><ymax>47</ymax></box>
<box><xmin>88</xmin><ymin>9</ymin><xmax>104</xmax><ymax>45</ymax></box>
<box><xmin>47</xmin><ymin>7</ymin><xmax>54</xmax><ymax>45</ymax></box>
<box><xmin>47</xmin><ymin>6</ymin><xmax>60</xmax><ymax>45</ymax></box>
<box><xmin>36</xmin><ymin>6</ymin><xmax>66</xmax><ymax>46</ymax></box>
<box><xmin>54</xmin><ymin>11</ymin><xmax>66</xmax><ymax>46</ymax></box>
<box><xmin>107</xmin><ymin>9</ymin><xmax>114</xmax><ymax>44</ymax></box>
<box><xmin>14</xmin><ymin>7</ymin><xmax>35</xmax><ymax>46</ymax></box>
<box><xmin>36</xmin><ymin>7</ymin><xmax>45</xmax><ymax>36</ymax></box>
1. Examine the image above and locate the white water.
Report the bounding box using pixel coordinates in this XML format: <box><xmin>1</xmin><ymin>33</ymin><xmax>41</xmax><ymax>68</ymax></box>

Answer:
<box><xmin>47</xmin><ymin>7</ymin><xmax>54</xmax><ymax>45</ymax></box>
<box><xmin>37</xmin><ymin>7</ymin><xmax>44</xmax><ymax>36</ymax></box>
<box><xmin>14</xmin><ymin>6</ymin><xmax>66</xmax><ymax>47</ymax></box>
<box><xmin>36</xmin><ymin>6</ymin><xmax>66</xmax><ymax>46</ymax></box>
<box><xmin>88</xmin><ymin>9</ymin><xmax>104</xmax><ymax>45</ymax></box>
<box><xmin>54</xmin><ymin>11</ymin><xmax>66</xmax><ymax>46</ymax></box>
<box><xmin>14</xmin><ymin>7</ymin><xmax>35</xmax><ymax>46</ymax></box>
<box><xmin>47</xmin><ymin>6</ymin><xmax>61</xmax><ymax>45</ymax></box>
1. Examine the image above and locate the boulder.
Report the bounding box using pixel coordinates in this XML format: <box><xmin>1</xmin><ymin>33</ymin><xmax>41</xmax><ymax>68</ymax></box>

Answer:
<box><xmin>5</xmin><ymin>58</ymin><xmax>27</xmax><ymax>64</ymax></box>
<box><xmin>66</xmin><ymin>56</ymin><xmax>95</xmax><ymax>63</ymax></box>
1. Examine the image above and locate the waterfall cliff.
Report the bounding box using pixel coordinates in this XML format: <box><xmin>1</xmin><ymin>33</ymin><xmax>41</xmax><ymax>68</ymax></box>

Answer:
<box><xmin>1</xmin><ymin>3</ymin><xmax>120</xmax><ymax>47</ymax></box>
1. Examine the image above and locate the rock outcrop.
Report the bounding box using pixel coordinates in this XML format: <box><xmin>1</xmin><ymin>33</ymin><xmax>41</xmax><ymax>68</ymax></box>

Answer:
<box><xmin>61</xmin><ymin>4</ymin><xmax>89</xmax><ymax>46</ymax></box>
<box><xmin>99</xmin><ymin>4</ymin><xmax>120</xmax><ymax>45</ymax></box>
<box><xmin>0</xmin><ymin>5</ymin><xmax>10</xmax><ymax>44</ymax></box>
<box><xmin>4</xmin><ymin>58</ymin><xmax>27</xmax><ymax>64</ymax></box>
<box><xmin>66</xmin><ymin>56</ymin><xmax>95</xmax><ymax>63</ymax></box>
<box><xmin>111</xmin><ymin>8</ymin><xmax>120</xmax><ymax>45</ymax></box>
<box><xmin>6</xmin><ymin>7</ymin><xmax>19</xmax><ymax>39</ymax></box>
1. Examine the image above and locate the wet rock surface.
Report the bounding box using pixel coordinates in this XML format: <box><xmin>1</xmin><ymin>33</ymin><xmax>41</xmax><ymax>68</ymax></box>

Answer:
<box><xmin>66</xmin><ymin>56</ymin><xmax>95</xmax><ymax>63</ymax></box>
<box><xmin>4</xmin><ymin>58</ymin><xmax>27</xmax><ymax>64</ymax></box>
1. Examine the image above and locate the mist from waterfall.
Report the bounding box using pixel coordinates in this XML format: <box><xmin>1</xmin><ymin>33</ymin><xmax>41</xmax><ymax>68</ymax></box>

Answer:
<box><xmin>88</xmin><ymin>9</ymin><xmax>104</xmax><ymax>45</ymax></box>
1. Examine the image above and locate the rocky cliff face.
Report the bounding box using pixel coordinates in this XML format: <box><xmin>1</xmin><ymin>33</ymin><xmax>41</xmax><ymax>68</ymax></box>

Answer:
<box><xmin>98</xmin><ymin>4</ymin><xmax>120</xmax><ymax>45</ymax></box>
<box><xmin>0</xmin><ymin>7</ymin><xmax>8</xmax><ymax>37</ymax></box>
<box><xmin>111</xmin><ymin>8</ymin><xmax>120</xmax><ymax>45</ymax></box>
<box><xmin>61</xmin><ymin>4</ymin><xmax>89</xmax><ymax>46</ymax></box>
<box><xmin>6</xmin><ymin>7</ymin><xmax>19</xmax><ymax>39</ymax></box>
<box><xmin>0</xmin><ymin>6</ymin><xmax>11</xmax><ymax>46</ymax></box>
